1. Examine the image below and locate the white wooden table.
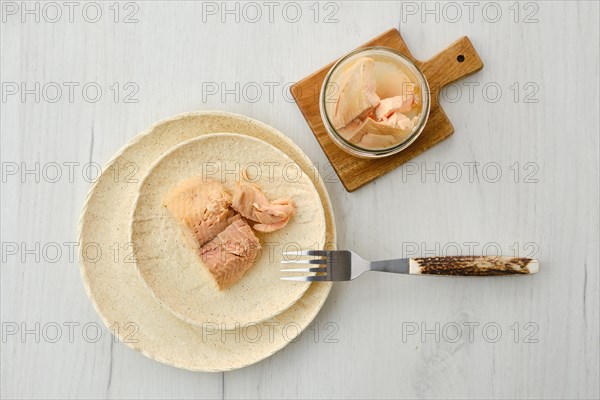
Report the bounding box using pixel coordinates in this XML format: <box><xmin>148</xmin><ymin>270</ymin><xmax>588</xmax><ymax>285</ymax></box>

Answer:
<box><xmin>1</xmin><ymin>1</ymin><xmax>598</xmax><ymax>399</ymax></box>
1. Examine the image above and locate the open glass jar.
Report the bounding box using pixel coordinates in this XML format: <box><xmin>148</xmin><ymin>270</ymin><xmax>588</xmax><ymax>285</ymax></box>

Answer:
<box><xmin>320</xmin><ymin>46</ymin><xmax>431</xmax><ymax>159</ymax></box>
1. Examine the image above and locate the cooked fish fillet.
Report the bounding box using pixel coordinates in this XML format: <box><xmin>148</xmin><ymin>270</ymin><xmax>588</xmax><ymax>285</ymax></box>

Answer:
<box><xmin>374</xmin><ymin>95</ymin><xmax>415</xmax><ymax>121</ymax></box>
<box><xmin>232</xmin><ymin>184</ymin><xmax>296</xmax><ymax>233</ymax></box>
<box><xmin>331</xmin><ymin>57</ymin><xmax>380</xmax><ymax>130</ymax></box>
<box><xmin>163</xmin><ymin>177</ymin><xmax>235</xmax><ymax>247</ymax></box>
<box><xmin>338</xmin><ymin>112</ymin><xmax>418</xmax><ymax>149</ymax></box>
<box><xmin>199</xmin><ymin>216</ymin><xmax>261</xmax><ymax>290</ymax></box>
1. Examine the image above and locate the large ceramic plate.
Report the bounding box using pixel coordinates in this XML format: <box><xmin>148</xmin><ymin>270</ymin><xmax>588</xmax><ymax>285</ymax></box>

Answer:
<box><xmin>78</xmin><ymin>111</ymin><xmax>335</xmax><ymax>371</ymax></box>
<box><xmin>130</xmin><ymin>133</ymin><xmax>326</xmax><ymax>328</ymax></box>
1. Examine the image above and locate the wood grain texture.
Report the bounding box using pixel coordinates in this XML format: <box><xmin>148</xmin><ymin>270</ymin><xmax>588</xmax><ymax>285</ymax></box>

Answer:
<box><xmin>409</xmin><ymin>256</ymin><xmax>539</xmax><ymax>275</ymax></box>
<box><xmin>1</xmin><ymin>1</ymin><xmax>598</xmax><ymax>399</ymax></box>
<box><xmin>291</xmin><ymin>29</ymin><xmax>483</xmax><ymax>191</ymax></box>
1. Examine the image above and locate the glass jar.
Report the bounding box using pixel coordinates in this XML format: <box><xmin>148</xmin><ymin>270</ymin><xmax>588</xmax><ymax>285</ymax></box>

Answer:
<box><xmin>320</xmin><ymin>46</ymin><xmax>431</xmax><ymax>159</ymax></box>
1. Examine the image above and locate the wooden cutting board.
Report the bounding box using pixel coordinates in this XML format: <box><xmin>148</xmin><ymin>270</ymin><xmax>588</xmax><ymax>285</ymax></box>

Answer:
<box><xmin>291</xmin><ymin>28</ymin><xmax>484</xmax><ymax>192</ymax></box>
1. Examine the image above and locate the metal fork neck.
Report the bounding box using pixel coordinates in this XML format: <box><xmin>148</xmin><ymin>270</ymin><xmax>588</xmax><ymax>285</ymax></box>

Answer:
<box><xmin>370</xmin><ymin>258</ymin><xmax>410</xmax><ymax>274</ymax></box>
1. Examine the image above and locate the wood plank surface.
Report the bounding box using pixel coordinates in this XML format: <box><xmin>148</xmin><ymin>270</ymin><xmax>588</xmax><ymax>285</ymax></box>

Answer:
<box><xmin>1</xmin><ymin>1</ymin><xmax>598</xmax><ymax>399</ymax></box>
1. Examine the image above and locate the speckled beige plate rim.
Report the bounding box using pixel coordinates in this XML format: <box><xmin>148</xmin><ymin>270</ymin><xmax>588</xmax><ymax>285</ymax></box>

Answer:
<box><xmin>77</xmin><ymin>111</ymin><xmax>335</xmax><ymax>372</ymax></box>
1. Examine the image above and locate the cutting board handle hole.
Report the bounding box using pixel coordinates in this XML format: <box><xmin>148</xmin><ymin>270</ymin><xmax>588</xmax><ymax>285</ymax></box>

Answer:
<box><xmin>457</xmin><ymin>54</ymin><xmax>465</xmax><ymax>62</ymax></box>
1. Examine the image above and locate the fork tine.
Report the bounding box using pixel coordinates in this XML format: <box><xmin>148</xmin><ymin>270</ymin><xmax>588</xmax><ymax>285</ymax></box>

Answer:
<box><xmin>280</xmin><ymin>267</ymin><xmax>327</xmax><ymax>273</ymax></box>
<box><xmin>283</xmin><ymin>250</ymin><xmax>330</xmax><ymax>257</ymax></box>
<box><xmin>281</xmin><ymin>259</ymin><xmax>327</xmax><ymax>265</ymax></box>
<box><xmin>280</xmin><ymin>275</ymin><xmax>329</xmax><ymax>282</ymax></box>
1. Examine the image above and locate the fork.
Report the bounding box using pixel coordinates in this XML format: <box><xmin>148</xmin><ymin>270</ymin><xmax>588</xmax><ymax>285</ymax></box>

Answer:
<box><xmin>281</xmin><ymin>250</ymin><xmax>539</xmax><ymax>281</ymax></box>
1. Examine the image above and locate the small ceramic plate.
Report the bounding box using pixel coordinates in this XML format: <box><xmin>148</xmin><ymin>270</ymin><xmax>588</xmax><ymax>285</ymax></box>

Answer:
<box><xmin>130</xmin><ymin>133</ymin><xmax>326</xmax><ymax>329</ymax></box>
<box><xmin>78</xmin><ymin>111</ymin><xmax>335</xmax><ymax>371</ymax></box>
